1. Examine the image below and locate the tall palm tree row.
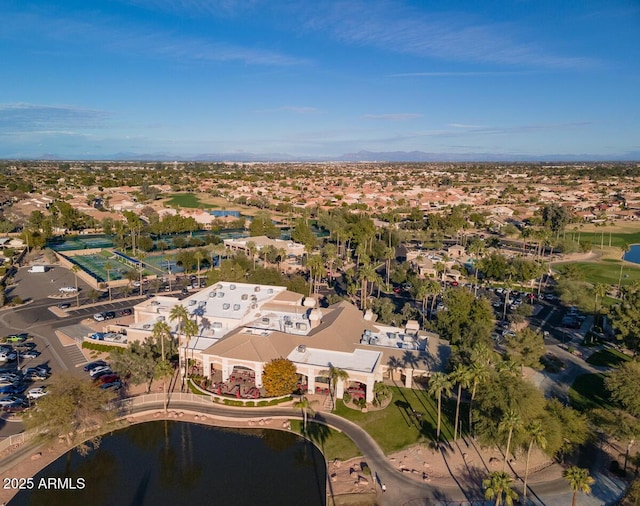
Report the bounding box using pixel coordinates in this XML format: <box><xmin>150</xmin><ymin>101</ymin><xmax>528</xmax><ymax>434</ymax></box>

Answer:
<box><xmin>522</xmin><ymin>420</ymin><xmax>546</xmax><ymax>501</ymax></box>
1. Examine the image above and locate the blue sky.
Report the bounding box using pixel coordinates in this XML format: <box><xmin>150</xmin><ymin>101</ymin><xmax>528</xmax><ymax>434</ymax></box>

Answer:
<box><xmin>1</xmin><ymin>0</ymin><xmax>639</xmax><ymax>160</ymax></box>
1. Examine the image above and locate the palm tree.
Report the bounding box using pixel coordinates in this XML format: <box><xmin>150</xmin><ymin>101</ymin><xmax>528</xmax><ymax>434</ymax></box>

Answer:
<box><xmin>104</xmin><ymin>260</ymin><xmax>113</xmax><ymax>301</ymax></box>
<box><xmin>182</xmin><ymin>318</ymin><xmax>198</xmax><ymax>381</ymax></box>
<box><xmin>293</xmin><ymin>395</ymin><xmax>317</xmax><ymax>433</ymax></box>
<box><xmin>246</xmin><ymin>241</ymin><xmax>257</xmax><ymax>269</ymax></box>
<box><xmin>155</xmin><ymin>359</ymin><xmax>174</xmax><ymax>413</ymax></box>
<box><xmin>451</xmin><ymin>365</ymin><xmax>471</xmax><ymax>441</ymax></box>
<box><xmin>483</xmin><ymin>471</ymin><xmax>518</xmax><ymax>506</ymax></box>
<box><xmin>357</xmin><ymin>262</ymin><xmax>380</xmax><ymax>310</ymax></box>
<box><xmin>373</xmin><ymin>381</ymin><xmax>392</xmax><ymax>407</ymax></box>
<box><xmin>523</xmin><ymin>420</ymin><xmax>547</xmax><ymax>501</ymax></box>
<box><xmin>593</xmin><ymin>282</ymin><xmax>607</xmax><ymax>314</ymax></box>
<box><xmin>428</xmin><ymin>372</ymin><xmax>452</xmax><ymax>441</ymax></box>
<box><xmin>382</xmin><ymin>245</ymin><xmax>395</xmax><ymax>289</ymax></box>
<box><xmin>169</xmin><ymin>304</ymin><xmax>190</xmax><ymax>384</ymax></box>
<box><xmin>306</xmin><ymin>254</ymin><xmax>325</xmax><ymax>297</ymax></box>
<box><xmin>71</xmin><ymin>264</ymin><xmax>80</xmax><ymax>307</ymax></box>
<box><xmin>499</xmin><ymin>410</ymin><xmax>522</xmax><ymax>472</ymax></box>
<box><xmin>322</xmin><ymin>365</ymin><xmax>349</xmax><ymax>409</ymax></box>
<box><xmin>564</xmin><ymin>466</ymin><xmax>594</xmax><ymax>506</ymax></box>
<box><xmin>194</xmin><ymin>249</ymin><xmax>205</xmax><ymax>284</ymax></box>
<box><xmin>152</xmin><ymin>320</ymin><xmax>172</xmax><ymax>361</ymax></box>
<box><xmin>468</xmin><ymin>346</ymin><xmax>492</xmax><ymax>435</ymax></box>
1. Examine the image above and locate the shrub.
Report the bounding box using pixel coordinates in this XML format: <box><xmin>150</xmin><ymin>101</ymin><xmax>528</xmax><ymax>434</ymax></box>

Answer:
<box><xmin>82</xmin><ymin>341</ymin><xmax>119</xmax><ymax>353</ymax></box>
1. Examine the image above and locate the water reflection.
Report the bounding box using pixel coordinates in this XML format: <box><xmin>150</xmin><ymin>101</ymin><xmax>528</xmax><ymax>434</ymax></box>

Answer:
<box><xmin>10</xmin><ymin>421</ymin><xmax>326</xmax><ymax>506</ymax></box>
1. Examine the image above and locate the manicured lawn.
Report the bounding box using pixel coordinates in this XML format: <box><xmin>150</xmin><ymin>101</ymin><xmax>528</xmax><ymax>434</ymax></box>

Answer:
<box><xmin>569</xmin><ymin>231</ymin><xmax>640</xmax><ymax>250</ymax></box>
<box><xmin>568</xmin><ymin>373</ymin><xmax>613</xmax><ymax>412</ymax></box>
<box><xmin>333</xmin><ymin>386</ymin><xmax>454</xmax><ymax>453</ymax></box>
<box><xmin>585</xmin><ymin>348</ymin><xmax>632</xmax><ymax>367</ymax></box>
<box><xmin>291</xmin><ymin>420</ymin><xmax>360</xmax><ymax>461</ymax></box>
<box><xmin>166</xmin><ymin>193</ymin><xmax>210</xmax><ymax>209</ymax></box>
<box><xmin>565</xmin><ymin>261</ymin><xmax>640</xmax><ymax>286</ymax></box>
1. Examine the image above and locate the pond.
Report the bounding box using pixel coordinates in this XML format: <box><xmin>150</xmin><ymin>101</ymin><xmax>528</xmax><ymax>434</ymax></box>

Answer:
<box><xmin>623</xmin><ymin>244</ymin><xmax>640</xmax><ymax>264</ymax></box>
<box><xmin>9</xmin><ymin>421</ymin><xmax>326</xmax><ymax>506</ymax></box>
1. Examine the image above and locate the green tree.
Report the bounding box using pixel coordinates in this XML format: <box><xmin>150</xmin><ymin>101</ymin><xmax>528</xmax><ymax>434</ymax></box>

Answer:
<box><xmin>610</xmin><ymin>287</ymin><xmax>640</xmax><ymax>353</ymax></box>
<box><xmin>504</xmin><ymin>328</ymin><xmax>545</xmax><ymax>371</ymax></box>
<box><xmin>483</xmin><ymin>471</ymin><xmax>518</xmax><ymax>506</ymax></box>
<box><xmin>262</xmin><ymin>358</ymin><xmax>299</xmax><ymax>397</ymax></box>
<box><xmin>23</xmin><ymin>373</ymin><xmax>116</xmax><ymax>451</ymax></box>
<box><xmin>564</xmin><ymin>466</ymin><xmax>594</xmax><ymax>506</ymax></box>
<box><xmin>428</xmin><ymin>372</ymin><xmax>453</xmax><ymax>441</ymax></box>
<box><xmin>606</xmin><ymin>361</ymin><xmax>640</xmax><ymax>415</ymax></box>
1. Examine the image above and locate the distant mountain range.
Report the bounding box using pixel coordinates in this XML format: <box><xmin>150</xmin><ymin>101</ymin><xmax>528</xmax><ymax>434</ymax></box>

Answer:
<box><xmin>26</xmin><ymin>149</ymin><xmax>640</xmax><ymax>162</ymax></box>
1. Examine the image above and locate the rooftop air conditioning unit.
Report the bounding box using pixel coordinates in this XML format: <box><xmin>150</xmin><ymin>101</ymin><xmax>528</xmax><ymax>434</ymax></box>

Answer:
<box><xmin>209</xmin><ymin>291</ymin><xmax>217</xmax><ymax>297</ymax></box>
<box><xmin>295</xmin><ymin>323</ymin><xmax>308</xmax><ymax>330</ymax></box>
<box><xmin>297</xmin><ymin>344</ymin><xmax>306</xmax><ymax>353</ymax></box>
<box><xmin>262</xmin><ymin>317</ymin><xmax>270</xmax><ymax>324</ymax></box>
<box><xmin>233</xmin><ymin>304</ymin><xmax>241</xmax><ymax>311</ymax></box>
<box><xmin>157</xmin><ymin>316</ymin><xmax>165</xmax><ymax>321</ymax></box>
<box><xmin>241</xmin><ymin>294</ymin><xmax>248</xmax><ymax>300</ymax></box>
<box><xmin>254</xmin><ymin>286</ymin><xmax>261</xmax><ymax>292</ymax></box>
<box><xmin>217</xmin><ymin>292</ymin><xmax>225</xmax><ymax>298</ymax></box>
<box><xmin>230</xmin><ymin>284</ymin><xmax>236</xmax><ymax>290</ymax></box>
<box><xmin>267</xmin><ymin>288</ymin><xmax>274</xmax><ymax>294</ymax></box>
<box><xmin>213</xmin><ymin>322</ymin><xmax>223</xmax><ymax>329</ymax></box>
<box><xmin>223</xmin><ymin>303</ymin><xmax>230</xmax><ymax>310</ymax></box>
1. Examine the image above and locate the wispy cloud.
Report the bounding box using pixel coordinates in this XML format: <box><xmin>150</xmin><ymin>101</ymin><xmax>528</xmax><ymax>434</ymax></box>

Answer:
<box><xmin>388</xmin><ymin>71</ymin><xmax>539</xmax><ymax>78</ymax></box>
<box><xmin>256</xmin><ymin>106</ymin><xmax>321</xmax><ymax>114</ymax></box>
<box><xmin>448</xmin><ymin>123</ymin><xmax>485</xmax><ymax>129</ymax></box>
<box><xmin>0</xmin><ymin>104</ymin><xmax>109</xmax><ymax>132</ymax></box>
<box><xmin>298</xmin><ymin>1</ymin><xmax>597</xmax><ymax>69</ymax></box>
<box><xmin>363</xmin><ymin>113</ymin><xmax>422</xmax><ymax>121</ymax></box>
<box><xmin>120</xmin><ymin>0</ymin><xmax>261</xmax><ymax>18</ymax></box>
<box><xmin>4</xmin><ymin>8</ymin><xmax>305</xmax><ymax>67</ymax></box>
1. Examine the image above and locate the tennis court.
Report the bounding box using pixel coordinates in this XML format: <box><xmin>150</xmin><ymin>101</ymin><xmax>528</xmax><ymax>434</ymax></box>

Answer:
<box><xmin>49</xmin><ymin>235</ymin><xmax>115</xmax><ymax>252</ymax></box>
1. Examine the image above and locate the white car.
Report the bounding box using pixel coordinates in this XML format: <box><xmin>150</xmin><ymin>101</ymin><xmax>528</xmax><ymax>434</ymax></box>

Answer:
<box><xmin>27</xmin><ymin>387</ymin><xmax>48</xmax><ymax>400</ymax></box>
<box><xmin>89</xmin><ymin>365</ymin><xmax>112</xmax><ymax>377</ymax></box>
<box><xmin>59</xmin><ymin>286</ymin><xmax>78</xmax><ymax>293</ymax></box>
<box><xmin>93</xmin><ymin>313</ymin><xmax>106</xmax><ymax>322</ymax></box>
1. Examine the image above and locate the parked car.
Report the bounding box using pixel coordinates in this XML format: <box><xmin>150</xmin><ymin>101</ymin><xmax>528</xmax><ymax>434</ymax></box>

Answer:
<box><xmin>83</xmin><ymin>360</ymin><xmax>107</xmax><ymax>372</ymax></box>
<box><xmin>59</xmin><ymin>286</ymin><xmax>78</xmax><ymax>293</ymax></box>
<box><xmin>89</xmin><ymin>366</ymin><xmax>112</xmax><ymax>378</ymax></box>
<box><xmin>100</xmin><ymin>380</ymin><xmax>123</xmax><ymax>391</ymax></box>
<box><xmin>0</xmin><ymin>383</ymin><xmax>27</xmax><ymax>394</ymax></box>
<box><xmin>20</xmin><ymin>349</ymin><xmax>41</xmax><ymax>359</ymax></box>
<box><xmin>93</xmin><ymin>313</ymin><xmax>106</xmax><ymax>322</ymax></box>
<box><xmin>95</xmin><ymin>374</ymin><xmax>119</xmax><ymax>385</ymax></box>
<box><xmin>14</xmin><ymin>341</ymin><xmax>37</xmax><ymax>350</ymax></box>
<box><xmin>27</xmin><ymin>387</ymin><xmax>48</xmax><ymax>400</ymax></box>
<box><xmin>57</xmin><ymin>302</ymin><xmax>71</xmax><ymax>309</ymax></box>
<box><xmin>24</xmin><ymin>369</ymin><xmax>50</xmax><ymax>381</ymax></box>
<box><xmin>120</xmin><ymin>308</ymin><xmax>132</xmax><ymax>316</ymax></box>
<box><xmin>2</xmin><ymin>401</ymin><xmax>29</xmax><ymax>413</ymax></box>
<box><xmin>104</xmin><ymin>311</ymin><xmax>116</xmax><ymax>320</ymax></box>
<box><xmin>0</xmin><ymin>349</ymin><xmax>18</xmax><ymax>362</ymax></box>
<box><xmin>0</xmin><ymin>395</ymin><xmax>25</xmax><ymax>406</ymax></box>
<box><xmin>6</xmin><ymin>333</ymin><xmax>28</xmax><ymax>343</ymax></box>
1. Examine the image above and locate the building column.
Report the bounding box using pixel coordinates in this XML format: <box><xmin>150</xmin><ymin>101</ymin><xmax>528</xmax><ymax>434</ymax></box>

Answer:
<box><xmin>404</xmin><ymin>368</ymin><xmax>413</xmax><ymax>388</ymax></box>
<box><xmin>336</xmin><ymin>378</ymin><xmax>345</xmax><ymax>399</ymax></box>
<box><xmin>307</xmin><ymin>370</ymin><xmax>316</xmax><ymax>394</ymax></box>
<box><xmin>222</xmin><ymin>360</ymin><xmax>232</xmax><ymax>381</ymax></box>
<box><xmin>254</xmin><ymin>364</ymin><xmax>263</xmax><ymax>388</ymax></box>
<box><xmin>365</xmin><ymin>377</ymin><xmax>375</xmax><ymax>404</ymax></box>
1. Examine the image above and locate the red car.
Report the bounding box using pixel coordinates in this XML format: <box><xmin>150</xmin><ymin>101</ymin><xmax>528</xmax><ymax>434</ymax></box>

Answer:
<box><xmin>96</xmin><ymin>374</ymin><xmax>119</xmax><ymax>385</ymax></box>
